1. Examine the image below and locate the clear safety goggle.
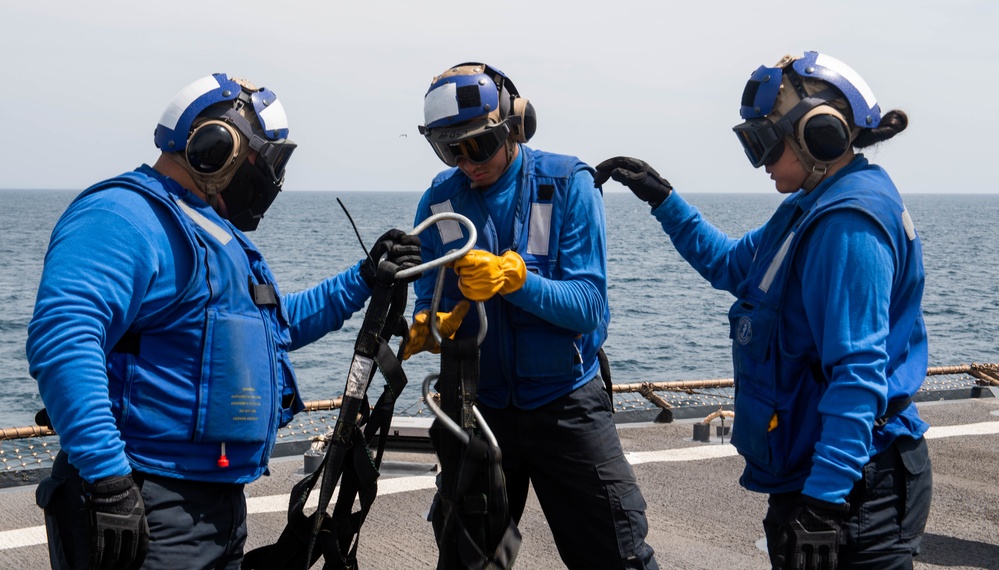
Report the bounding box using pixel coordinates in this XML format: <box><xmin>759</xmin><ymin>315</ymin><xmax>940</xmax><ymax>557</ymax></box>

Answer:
<box><xmin>425</xmin><ymin>122</ymin><xmax>511</xmax><ymax>167</ymax></box>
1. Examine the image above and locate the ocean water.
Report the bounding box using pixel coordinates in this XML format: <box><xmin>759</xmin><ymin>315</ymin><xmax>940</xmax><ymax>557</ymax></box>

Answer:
<box><xmin>1</xmin><ymin>189</ymin><xmax>997</xmax><ymax>428</ymax></box>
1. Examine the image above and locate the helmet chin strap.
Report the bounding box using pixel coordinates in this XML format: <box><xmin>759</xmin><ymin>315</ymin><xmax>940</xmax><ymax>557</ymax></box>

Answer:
<box><xmin>783</xmin><ymin>137</ymin><xmax>828</xmax><ymax>192</ymax></box>
<box><xmin>166</xmin><ymin>145</ymin><xmax>251</xmax><ymax>210</ymax></box>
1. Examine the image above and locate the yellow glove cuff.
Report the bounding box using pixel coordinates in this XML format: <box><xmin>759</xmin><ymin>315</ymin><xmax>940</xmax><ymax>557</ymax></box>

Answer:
<box><xmin>497</xmin><ymin>251</ymin><xmax>527</xmax><ymax>295</ymax></box>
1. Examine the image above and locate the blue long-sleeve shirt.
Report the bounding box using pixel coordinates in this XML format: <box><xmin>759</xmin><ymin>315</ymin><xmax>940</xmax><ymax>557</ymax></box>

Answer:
<box><xmin>413</xmin><ymin>147</ymin><xmax>608</xmax><ymax>408</ymax></box>
<box><xmin>650</xmin><ymin>156</ymin><xmax>928</xmax><ymax>501</ymax></box>
<box><xmin>27</xmin><ymin>166</ymin><xmax>372</xmax><ymax>482</ymax></box>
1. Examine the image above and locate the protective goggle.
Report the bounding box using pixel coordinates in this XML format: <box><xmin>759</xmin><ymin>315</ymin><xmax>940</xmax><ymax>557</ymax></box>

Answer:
<box><xmin>422</xmin><ymin>121</ymin><xmax>511</xmax><ymax>167</ymax></box>
<box><xmin>248</xmin><ymin>135</ymin><xmax>296</xmax><ymax>185</ymax></box>
<box><xmin>732</xmin><ymin>118</ymin><xmax>790</xmax><ymax>168</ymax></box>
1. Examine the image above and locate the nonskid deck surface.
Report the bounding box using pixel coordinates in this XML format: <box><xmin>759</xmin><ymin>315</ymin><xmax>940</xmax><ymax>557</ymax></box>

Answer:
<box><xmin>1</xmin><ymin>398</ymin><xmax>997</xmax><ymax>570</ymax></box>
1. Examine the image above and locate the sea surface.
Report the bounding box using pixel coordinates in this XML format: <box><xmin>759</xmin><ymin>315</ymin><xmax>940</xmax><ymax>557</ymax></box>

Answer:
<box><xmin>1</xmin><ymin>189</ymin><xmax>997</xmax><ymax>428</ymax></box>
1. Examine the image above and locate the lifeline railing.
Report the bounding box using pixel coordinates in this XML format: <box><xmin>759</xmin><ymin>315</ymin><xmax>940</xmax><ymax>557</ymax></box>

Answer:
<box><xmin>2</xmin><ymin>361</ymin><xmax>996</xmax><ymax>477</ymax></box>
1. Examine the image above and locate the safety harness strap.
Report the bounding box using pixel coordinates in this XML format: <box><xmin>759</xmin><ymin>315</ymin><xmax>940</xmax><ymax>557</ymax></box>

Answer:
<box><xmin>431</xmin><ymin>337</ymin><xmax>520</xmax><ymax>570</ymax></box>
<box><xmin>242</xmin><ymin>278</ymin><xmax>409</xmax><ymax>570</ymax></box>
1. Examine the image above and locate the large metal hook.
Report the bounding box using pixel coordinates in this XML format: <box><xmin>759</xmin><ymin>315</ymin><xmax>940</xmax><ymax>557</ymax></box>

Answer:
<box><xmin>421</xmin><ymin>373</ymin><xmax>498</xmax><ymax>448</ymax></box>
<box><xmin>395</xmin><ymin>212</ymin><xmax>477</xmax><ymax>280</ymax></box>
<box><xmin>428</xmin><ymin>266</ymin><xmax>488</xmax><ymax>346</ymax></box>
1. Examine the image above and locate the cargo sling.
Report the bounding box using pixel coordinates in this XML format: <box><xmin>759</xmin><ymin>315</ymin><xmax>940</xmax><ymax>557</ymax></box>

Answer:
<box><xmin>242</xmin><ymin>278</ymin><xmax>410</xmax><ymax>570</ymax></box>
<box><xmin>428</xmin><ymin>335</ymin><xmax>521</xmax><ymax>570</ymax></box>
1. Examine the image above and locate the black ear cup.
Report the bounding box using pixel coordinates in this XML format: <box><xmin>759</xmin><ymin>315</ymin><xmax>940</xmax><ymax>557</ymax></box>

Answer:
<box><xmin>799</xmin><ymin>109</ymin><xmax>851</xmax><ymax>163</ymax></box>
<box><xmin>186</xmin><ymin>121</ymin><xmax>238</xmax><ymax>173</ymax></box>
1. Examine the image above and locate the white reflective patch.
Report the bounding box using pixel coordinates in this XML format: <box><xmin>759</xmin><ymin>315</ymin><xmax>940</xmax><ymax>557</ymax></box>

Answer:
<box><xmin>901</xmin><ymin>207</ymin><xmax>916</xmax><ymax>241</ymax></box>
<box><xmin>527</xmin><ymin>203</ymin><xmax>552</xmax><ymax>256</ymax></box>
<box><xmin>345</xmin><ymin>355</ymin><xmax>374</xmax><ymax>399</ymax></box>
<box><xmin>258</xmin><ymin>97</ymin><xmax>289</xmax><ymax>132</ymax></box>
<box><xmin>759</xmin><ymin>231</ymin><xmax>794</xmax><ymax>293</ymax></box>
<box><xmin>158</xmin><ymin>75</ymin><xmax>221</xmax><ymax>130</ymax></box>
<box><xmin>175</xmin><ymin>198</ymin><xmax>232</xmax><ymax>245</ymax></box>
<box><xmin>424</xmin><ymin>83</ymin><xmax>459</xmax><ymax>125</ymax></box>
<box><xmin>814</xmin><ymin>53</ymin><xmax>878</xmax><ymax>110</ymax></box>
<box><xmin>430</xmin><ymin>201</ymin><xmax>464</xmax><ymax>244</ymax></box>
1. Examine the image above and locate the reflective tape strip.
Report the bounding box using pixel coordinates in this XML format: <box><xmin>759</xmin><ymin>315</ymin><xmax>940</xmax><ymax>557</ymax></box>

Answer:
<box><xmin>527</xmin><ymin>203</ymin><xmax>552</xmax><ymax>256</ymax></box>
<box><xmin>345</xmin><ymin>355</ymin><xmax>374</xmax><ymax>399</ymax></box>
<box><xmin>175</xmin><ymin>198</ymin><xmax>232</xmax><ymax>245</ymax></box>
<box><xmin>424</xmin><ymin>83</ymin><xmax>459</xmax><ymax>126</ymax></box>
<box><xmin>258</xmin><ymin>97</ymin><xmax>289</xmax><ymax>132</ymax></box>
<box><xmin>759</xmin><ymin>231</ymin><xmax>794</xmax><ymax>293</ymax></box>
<box><xmin>902</xmin><ymin>207</ymin><xmax>916</xmax><ymax>241</ymax></box>
<box><xmin>430</xmin><ymin>201</ymin><xmax>464</xmax><ymax>245</ymax></box>
<box><xmin>158</xmin><ymin>75</ymin><xmax>221</xmax><ymax>130</ymax></box>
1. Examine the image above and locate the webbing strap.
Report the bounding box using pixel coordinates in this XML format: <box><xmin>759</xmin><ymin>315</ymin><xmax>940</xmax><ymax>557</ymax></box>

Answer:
<box><xmin>242</xmin><ymin>279</ymin><xmax>409</xmax><ymax>570</ymax></box>
<box><xmin>432</xmin><ymin>337</ymin><xmax>520</xmax><ymax>570</ymax></box>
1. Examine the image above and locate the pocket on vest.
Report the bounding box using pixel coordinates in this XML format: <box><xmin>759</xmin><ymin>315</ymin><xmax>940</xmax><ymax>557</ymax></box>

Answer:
<box><xmin>198</xmin><ymin>310</ymin><xmax>274</xmax><ymax>443</ymax></box>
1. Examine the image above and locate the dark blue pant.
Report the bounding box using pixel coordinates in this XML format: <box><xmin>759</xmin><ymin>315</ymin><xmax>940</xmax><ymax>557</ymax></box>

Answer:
<box><xmin>477</xmin><ymin>377</ymin><xmax>659</xmax><ymax>570</ymax></box>
<box><xmin>37</xmin><ymin>452</ymin><xmax>248</xmax><ymax>570</ymax></box>
<box><xmin>763</xmin><ymin>436</ymin><xmax>932</xmax><ymax>569</ymax></box>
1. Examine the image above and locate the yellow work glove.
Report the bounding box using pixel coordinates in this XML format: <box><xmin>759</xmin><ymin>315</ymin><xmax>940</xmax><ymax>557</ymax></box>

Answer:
<box><xmin>452</xmin><ymin>249</ymin><xmax>528</xmax><ymax>301</ymax></box>
<box><xmin>403</xmin><ymin>300</ymin><xmax>470</xmax><ymax>360</ymax></box>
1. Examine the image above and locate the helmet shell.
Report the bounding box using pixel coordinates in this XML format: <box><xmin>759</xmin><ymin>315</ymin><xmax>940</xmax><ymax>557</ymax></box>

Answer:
<box><xmin>791</xmin><ymin>51</ymin><xmax>880</xmax><ymax>128</ymax></box>
<box><xmin>423</xmin><ymin>63</ymin><xmax>516</xmax><ymax>130</ymax></box>
<box><xmin>154</xmin><ymin>73</ymin><xmax>290</xmax><ymax>152</ymax></box>
<box><xmin>739</xmin><ymin>52</ymin><xmax>881</xmax><ymax>129</ymax></box>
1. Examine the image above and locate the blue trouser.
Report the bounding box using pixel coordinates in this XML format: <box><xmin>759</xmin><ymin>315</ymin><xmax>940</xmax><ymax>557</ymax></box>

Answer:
<box><xmin>37</xmin><ymin>451</ymin><xmax>248</xmax><ymax>570</ymax></box>
<box><xmin>763</xmin><ymin>436</ymin><xmax>932</xmax><ymax>569</ymax></box>
<box><xmin>477</xmin><ymin>377</ymin><xmax>659</xmax><ymax>570</ymax></box>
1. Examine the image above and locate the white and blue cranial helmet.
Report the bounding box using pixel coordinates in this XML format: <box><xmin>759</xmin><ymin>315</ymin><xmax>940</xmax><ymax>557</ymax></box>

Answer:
<box><xmin>153</xmin><ymin>73</ymin><xmax>297</xmax><ymax>231</ymax></box>
<box><xmin>732</xmin><ymin>51</ymin><xmax>881</xmax><ymax>190</ymax></box>
<box><xmin>418</xmin><ymin>63</ymin><xmax>536</xmax><ymax>167</ymax></box>
<box><xmin>154</xmin><ymin>73</ymin><xmax>295</xmax><ymax>187</ymax></box>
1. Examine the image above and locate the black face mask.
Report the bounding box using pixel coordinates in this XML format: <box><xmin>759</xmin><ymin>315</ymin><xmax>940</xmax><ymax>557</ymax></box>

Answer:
<box><xmin>221</xmin><ymin>159</ymin><xmax>282</xmax><ymax>232</ymax></box>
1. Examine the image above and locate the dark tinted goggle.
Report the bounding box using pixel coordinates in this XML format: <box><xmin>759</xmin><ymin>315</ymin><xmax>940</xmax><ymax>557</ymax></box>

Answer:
<box><xmin>427</xmin><ymin>122</ymin><xmax>510</xmax><ymax>167</ymax></box>
<box><xmin>732</xmin><ymin>118</ymin><xmax>789</xmax><ymax>168</ymax></box>
<box><xmin>249</xmin><ymin>137</ymin><xmax>296</xmax><ymax>185</ymax></box>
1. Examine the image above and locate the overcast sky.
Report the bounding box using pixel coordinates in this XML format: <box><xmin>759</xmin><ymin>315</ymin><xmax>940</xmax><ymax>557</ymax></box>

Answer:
<box><xmin>3</xmin><ymin>1</ymin><xmax>996</xmax><ymax>193</ymax></box>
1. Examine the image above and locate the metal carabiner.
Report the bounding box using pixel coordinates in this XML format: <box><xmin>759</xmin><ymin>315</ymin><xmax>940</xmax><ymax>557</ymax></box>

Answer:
<box><xmin>422</xmin><ymin>373</ymin><xmax>498</xmax><ymax>448</ymax></box>
<box><xmin>428</xmin><ymin>266</ymin><xmax>488</xmax><ymax>346</ymax></box>
<box><xmin>394</xmin><ymin>210</ymin><xmax>487</xmax><ymax>346</ymax></box>
<box><xmin>394</xmin><ymin>212</ymin><xmax>477</xmax><ymax>280</ymax></box>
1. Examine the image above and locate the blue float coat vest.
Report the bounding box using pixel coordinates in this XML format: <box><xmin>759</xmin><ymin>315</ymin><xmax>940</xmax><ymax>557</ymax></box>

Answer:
<box><xmin>420</xmin><ymin>147</ymin><xmax>609</xmax><ymax>408</ymax></box>
<box><xmin>727</xmin><ymin>164</ymin><xmax>928</xmax><ymax>493</ymax></box>
<box><xmin>85</xmin><ymin>172</ymin><xmax>304</xmax><ymax>483</ymax></box>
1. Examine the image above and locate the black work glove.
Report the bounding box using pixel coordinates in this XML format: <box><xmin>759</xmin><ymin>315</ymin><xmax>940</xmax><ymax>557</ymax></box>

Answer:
<box><xmin>360</xmin><ymin>229</ymin><xmax>423</xmax><ymax>287</ymax></box>
<box><xmin>593</xmin><ymin>156</ymin><xmax>673</xmax><ymax>209</ymax></box>
<box><xmin>82</xmin><ymin>474</ymin><xmax>149</xmax><ymax>570</ymax></box>
<box><xmin>773</xmin><ymin>495</ymin><xmax>849</xmax><ymax>570</ymax></box>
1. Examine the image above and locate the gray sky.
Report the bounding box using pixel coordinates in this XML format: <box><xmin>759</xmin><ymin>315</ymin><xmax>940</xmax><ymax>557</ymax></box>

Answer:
<box><xmin>4</xmin><ymin>0</ymin><xmax>996</xmax><ymax>193</ymax></box>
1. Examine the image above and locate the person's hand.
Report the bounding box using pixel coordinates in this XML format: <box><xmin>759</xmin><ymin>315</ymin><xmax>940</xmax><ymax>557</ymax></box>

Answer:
<box><xmin>772</xmin><ymin>495</ymin><xmax>849</xmax><ymax>570</ymax></box>
<box><xmin>451</xmin><ymin>250</ymin><xmax>527</xmax><ymax>301</ymax></box>
<box><xmin>361</xmin><ymin>229</ymin><xmax>422</xmax><ymax>287</ymax></box>
<box><xmin>593</xmin><ymin>156</ymin><xmax>673</xmax><ymax>208</ymax></box>
<box><xmin>82</xmin><ymin>474</ymin><xmax>149</xmax><ymax>570</ymax></box>
<box><xmin>403</xmin><ymin>300</ymin><xmax>471</xmax><ymax>360</ymax></box>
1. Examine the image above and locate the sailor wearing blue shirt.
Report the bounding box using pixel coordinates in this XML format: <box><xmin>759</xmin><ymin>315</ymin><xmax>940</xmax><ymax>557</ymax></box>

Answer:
<box><xmin>407</xmin><ymin>63</ymin><xmax>658</xmax><ymax>569</ymax></box>
<box><xmin>27</xmin><ymin>73</ymin><xmax>420</xmax><ymax>569</ymax></box>
<box><xmin>596</xmin><ymin>51</ymin><xmax>932</xmax><ymax>569</ymax></box>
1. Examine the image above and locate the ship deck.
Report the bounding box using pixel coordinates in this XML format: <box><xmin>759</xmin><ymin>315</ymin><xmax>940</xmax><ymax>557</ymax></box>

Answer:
<box><xmin>1</xmin><ymin>395</ymin><xmax>998</xmax><ymax>569</ymax></box>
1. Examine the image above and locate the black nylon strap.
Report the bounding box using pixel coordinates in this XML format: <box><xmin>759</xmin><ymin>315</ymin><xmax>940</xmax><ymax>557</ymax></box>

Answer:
<box><xmin>433</xmin><ymin>336</ymin><xmax>520</xmax><ymax>570</ymax></box>
<box><xmin>244</xmin><ymin>278</ymin><xmax>409</xmax><ymax>570</ymax></box>
<box><xmin>875</xmin><ymin>396</ymin><xmax>914</xmax><ymax>428</ymax></box>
